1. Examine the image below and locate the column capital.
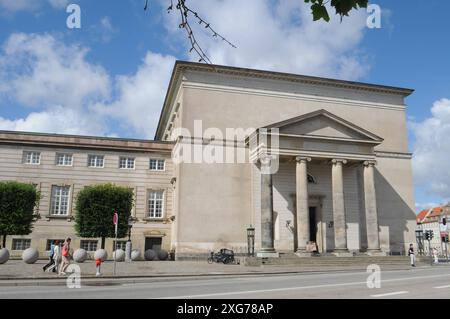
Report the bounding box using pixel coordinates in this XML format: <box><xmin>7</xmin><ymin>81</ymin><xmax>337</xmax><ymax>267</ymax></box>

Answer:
<box><xmin>363</xmin><ymin>160</ymin><xmax>377</xmax><ymax>167</ymax></box>
<box><xmin>259</xmin><ymin>153</ymin><xmax>275</xmax><ymax>167</ymax></box>
<box><xmin>331</xmin><ymin>158</ymin><xmax>347</xmax><ymax>165</ymax></box>
<box><xmin>295</xmin><ymin>156</ymin><xmax>311</xmax><ymax>163</ymax></box>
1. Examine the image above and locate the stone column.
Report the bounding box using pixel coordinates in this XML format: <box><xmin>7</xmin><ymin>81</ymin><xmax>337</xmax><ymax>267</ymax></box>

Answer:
<box><xmin>257</xmin><ymin>154</ymin><xmax>279</xmax><ymax>258</ymax></box>
<box><xmin>331</xmin><ymin>159</ymin><xmax>349</xmax><ymax>254</ymax></box>
<box><xmin>296</xmin><ymin>156</ymin><xmax>311</xmax><ymax>256</ymax></box>
<box><xmin>363</xmin><ymin>160</ymin><xmax>383</xmax><ymax>254</ymax></box>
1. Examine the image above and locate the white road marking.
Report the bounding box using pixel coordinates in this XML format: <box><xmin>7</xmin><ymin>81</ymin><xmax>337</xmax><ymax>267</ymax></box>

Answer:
<box><xmin>434</xmin><ymin>285</ymin><xmax>450</xmax><ymax>289</ymax></box>
<box><xmin>158</xmin><ymin>272</ymin><xmax>450</xmax><ymax>299</ymax></box>
<box><xmin>371</xmin><ymin>291</ymin><xmax>408</xmax><ymax>298</ymax></box>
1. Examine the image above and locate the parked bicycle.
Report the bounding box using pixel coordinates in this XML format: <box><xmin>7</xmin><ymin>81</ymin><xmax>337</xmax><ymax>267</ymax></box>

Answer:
<box><xmin>207</xmin><ymin>248</ymin><xmax>238</xmax><ymax>264</ymax></box>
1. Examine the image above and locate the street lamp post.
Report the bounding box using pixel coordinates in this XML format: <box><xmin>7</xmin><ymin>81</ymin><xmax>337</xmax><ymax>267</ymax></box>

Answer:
<box><xmin>247</xmin><ymin>225</ymin><xmax>255</xmax><ymax>257</ymax></box>
<box><xmin>125</xmin><ymin>216</ymin><xmax>135</xmax><ymax>262</ymax></box>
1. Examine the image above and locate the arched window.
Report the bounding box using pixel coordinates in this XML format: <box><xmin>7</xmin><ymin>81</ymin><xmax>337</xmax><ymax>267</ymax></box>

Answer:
<box><xmin>307</xmin><ymin>174</ymin><xmax>317</xmax><ymax>184</ymax></box>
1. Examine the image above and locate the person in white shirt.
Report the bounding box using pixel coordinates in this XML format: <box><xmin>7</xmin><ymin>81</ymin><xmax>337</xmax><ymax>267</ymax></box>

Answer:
<box><xmin>408</xmin><ymin>244</ymin><xmax>416</xmax><ymax>267</ymax></box>
<box><xmin>47</xmin><ymin>240</ymin><xmax>61</xmax><ymax>273</ymax></box>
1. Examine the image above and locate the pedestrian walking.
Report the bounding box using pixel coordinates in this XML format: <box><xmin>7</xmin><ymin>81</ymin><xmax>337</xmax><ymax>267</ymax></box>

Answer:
<box><xmin>95</xmin><ymin>258</ymin><xmax>102</xmax><ymax>277</ymax></box>
<box><xmin>59</xmin><ymin>237</ymin><xmax>71</xmax><ymax>275</ymax></box>
<box><xmin>408</xmin><ymin>243</ymin><xmax>416</xmax><ymax>267</ymax></box>
<box><xmin>43</xmin><ymin>241</ymin><xmax>55</xmax><ymax>272</ymax></box>
<box><xmin>48</xmin><ymin>240</ymin><xmax>61</xmax><ymax>273</ymax></box>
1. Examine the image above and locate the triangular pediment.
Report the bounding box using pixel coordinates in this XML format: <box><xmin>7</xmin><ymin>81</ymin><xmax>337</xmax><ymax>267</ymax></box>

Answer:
<box><xmin>264</xmin><ymin>109</ymin><xmax>383</xmax><ymax>142</ymax></box>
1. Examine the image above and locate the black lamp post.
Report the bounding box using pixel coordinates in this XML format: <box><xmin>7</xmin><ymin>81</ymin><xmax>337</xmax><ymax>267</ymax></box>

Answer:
<box><xmin>247</xmin><ymin>225</ymin><xmax>255</xmax><ymax>257</ymax></box>
<box><xmin>127</xmin><ymin>216</ymin><xmax>134</xmax><ymax>241</ymax></box>
<box><xmin>126</xmin><ymin>216</ymin><xmax>135</xmax><ymax>262</ymax></box>
<box><xmin>415</xmin><ymin>223</ymin><xmax>424</xmax><ymax>256</ymax></box>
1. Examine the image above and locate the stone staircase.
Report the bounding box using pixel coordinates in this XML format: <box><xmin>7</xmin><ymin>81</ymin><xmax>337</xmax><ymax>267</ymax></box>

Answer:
<box><xmin>244</xmin><ymin>252</ymin><xmax>429</xmax><ymax>267</ymax></box>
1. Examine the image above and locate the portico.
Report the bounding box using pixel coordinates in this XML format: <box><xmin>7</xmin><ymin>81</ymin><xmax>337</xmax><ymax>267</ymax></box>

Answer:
<box><xmin>250</xmin><ymin>109</ymin><xmax>385</xmax><ymax>256</ymax></box>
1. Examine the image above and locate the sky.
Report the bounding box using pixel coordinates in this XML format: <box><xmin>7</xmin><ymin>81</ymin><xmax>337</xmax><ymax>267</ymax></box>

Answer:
<box><xmin>0</xmin><ymin>0</ymin><xmax>449</xmax><ymax>213</ymax></box>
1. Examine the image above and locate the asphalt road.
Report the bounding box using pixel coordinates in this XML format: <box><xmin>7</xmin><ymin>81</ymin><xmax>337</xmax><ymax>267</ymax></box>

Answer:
<box><xmin>1</xmin><ymin>266</ymin><xmax>450</xmax><ymax>299</ymax></box>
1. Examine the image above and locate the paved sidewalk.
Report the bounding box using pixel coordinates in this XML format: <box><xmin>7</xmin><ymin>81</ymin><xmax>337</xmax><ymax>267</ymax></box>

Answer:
<box><xmin>0</xmin><ymin>259</ymin><xmax>427</xmax><ymax>285</ymax></box>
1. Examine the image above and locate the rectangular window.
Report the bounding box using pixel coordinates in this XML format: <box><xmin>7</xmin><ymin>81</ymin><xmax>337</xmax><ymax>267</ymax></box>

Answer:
<box><xmin>80</xmin><ymin>240</ymin><xmax>98</xmax><ymax>252</ymax></box>
<box><xmin>147</xmin><ymin>190</ymin><xmax>164</xmax><ymax>218</ymax></box>
<box><xmin>12</xmin><ymin>239</ymin><xmax>31</xmax><ymax>251</ymax></box>
<box><xmin>88</xmin><ymin>155</ymin><xmax>104</xmax><ymax>168</ymax></box>
<box><xmin>56</xmin><ymin>153</ymin><xmax>73</xmax><ymax>166</ymax></box>
<box><xmin>149</xmin><ymin>159</ymin><xmax>165</xmax><ymax>171</ymax></box>
<box><xmin>50</xmin><ymin>185</ymin><xmax>70</xmax><ymax>216</ymax></box>
<box><xmin>119</xmin><ymin>157</ymin><xmax>135</xmax><ymax>169</ymax></box>
<box><xmin>45</xmin><ymin>239</ymin><xmax>64</xmax><ymax>251</ymax></box>
<box><xmin>23</xmin><ymin>151</ymin><xmax>40</xmax><ymax>165</ymax></box>
<box><xmin>112</xmin><ymin>240</ymin><xmax>128</xmax><ymax>251</ymax></box>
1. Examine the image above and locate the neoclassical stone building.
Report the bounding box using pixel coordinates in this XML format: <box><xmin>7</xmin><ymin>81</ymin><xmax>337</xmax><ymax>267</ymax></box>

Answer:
<box><xmin>0</xmin><ymin>61</ymin><xmax>416</xmax><ymax>259</ymax></box>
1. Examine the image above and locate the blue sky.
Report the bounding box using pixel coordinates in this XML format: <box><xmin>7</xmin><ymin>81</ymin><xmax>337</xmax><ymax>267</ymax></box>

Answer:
<box><xmin>0</xmin><ymin>0</ymin><xmax>449</xmax><ymax>212</ymax></box>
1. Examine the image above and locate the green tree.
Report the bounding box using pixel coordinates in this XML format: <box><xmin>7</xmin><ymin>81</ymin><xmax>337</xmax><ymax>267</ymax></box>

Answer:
<box><xmin>74</xmin><ymin>184</ymin><xmax>134</xmax><ymax>249</ymax></box>
<box><xmin>0</xmin><ymin>181</ymin><xmax>40</xmax><ymax>248</ymax></box>
<box><xmin>305</xmin><ymin>0</ymin><xmax>369</xmax><ymax>22</ymax></box>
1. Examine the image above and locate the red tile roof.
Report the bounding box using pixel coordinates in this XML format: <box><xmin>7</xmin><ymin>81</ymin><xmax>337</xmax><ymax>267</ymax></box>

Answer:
<box><xmin>417</xmin><ymin>206</ymin><xmax>445</xmax><ymax>223</ymax></box>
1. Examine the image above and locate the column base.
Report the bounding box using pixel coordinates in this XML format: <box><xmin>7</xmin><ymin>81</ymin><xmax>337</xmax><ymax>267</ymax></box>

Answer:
<box><xmin>295</xmin><ymin>249</ymin><xmax>313</xmax><ymax>257</ymax></box>
<box><xmin>366</xmin><ymin>249</ymin><xmax>386</xmax><ymax>256</ymax></box>
<box><xmin>257</xmin><ymin>250</ymin><xmax>279</xmax><ymax>258</ymax></box>
<box><xmin>332</xmin><ymin>249</ymin><xmax>352</xmax><ymax>257</ymax></box>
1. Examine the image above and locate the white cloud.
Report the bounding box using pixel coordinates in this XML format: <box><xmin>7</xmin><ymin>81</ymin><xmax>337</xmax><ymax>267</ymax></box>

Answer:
<box><xmin>47</xmin><ymin>0</ymin><xmax>68</xmax><ymax>9</ymax></box>
<box><xmin>0</xmin><ymin>106</ymin><xmax>106</xmax><ymax>136</ymax></box>
<box><xmin>0</xmin><ymin>33</ymin><xmax>110</xmax><ymax>109</ymax></box>
<box><xmin>90</xmin><ymin>17</ymin><xmax>119</xmax><ymax>43</ymax></box>
<box><xmin>162</xmin><ymin>0</ymin><xmax>370</xmax><ymax>80</ymax></box>
<box><xmin>94</xmin><ymin>52</ymin><xmax>175</xmax><ymax>138</ymax></box>
<box><xmin>0</xmin><ymin>33</ymin><xmax>174</xmax><ymax>138</ymax></box>
<box><xmin>411</xmin><ymin>98</ymin><xmax>450</xmax><ymax>202</ymax></box>
<box><xmin>0</xmin><ymin>0</ymin><xmax>68</xmax><ymax>12</ymax></box>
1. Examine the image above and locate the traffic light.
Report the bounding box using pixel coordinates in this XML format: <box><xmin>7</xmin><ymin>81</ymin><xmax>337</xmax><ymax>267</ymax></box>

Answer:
<box><xmin>424</xmin><ymin>230</ymin><xmax>434</xmax><ymax>241</ymax></box>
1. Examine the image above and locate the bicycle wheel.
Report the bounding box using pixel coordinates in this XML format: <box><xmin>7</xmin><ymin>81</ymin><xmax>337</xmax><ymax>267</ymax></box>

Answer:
<box><xmin>207</xmin><ymin>257</ymin><xmax>214</xmax><ymax>264</ymax></box>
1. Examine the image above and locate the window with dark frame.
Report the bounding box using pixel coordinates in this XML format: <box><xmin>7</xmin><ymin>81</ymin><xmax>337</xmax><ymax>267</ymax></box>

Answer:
<box><xmin>12</xmin><ymin>239</ymin><xmax>31</xmax><ymax>250</ymax></box>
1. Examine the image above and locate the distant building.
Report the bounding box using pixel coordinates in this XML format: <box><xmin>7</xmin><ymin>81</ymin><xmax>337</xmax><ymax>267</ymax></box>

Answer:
<box><xmin>416</xmin><ymin>205</ymin><xmax>450</xmax><ymax>255</ymax></box>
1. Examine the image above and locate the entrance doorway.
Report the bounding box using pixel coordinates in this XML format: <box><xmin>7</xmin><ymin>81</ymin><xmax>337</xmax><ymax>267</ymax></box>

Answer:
<box><xmin>309</xmin><ymin>207</ymin><xmax>317</xmax><ymax>242</ymax></box>
<box><xmin>145</xmin><ymin>237</ymin><xmax>162</xmax><ymax>252</ymax></box>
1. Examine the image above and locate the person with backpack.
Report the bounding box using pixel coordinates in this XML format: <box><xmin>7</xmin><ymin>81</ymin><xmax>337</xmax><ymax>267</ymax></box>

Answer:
<box><xmin>59</xmin><ymin>237</ymin><xmax>71</xmax><ymax>275</ymax></box>
<box><xmin>43</xmin><ymin>241</ymin><xmax>55</xmax><ymax>272</ymax></box>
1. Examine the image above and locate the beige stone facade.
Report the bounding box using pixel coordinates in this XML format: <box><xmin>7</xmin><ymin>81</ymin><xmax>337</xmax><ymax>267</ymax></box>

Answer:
<box><xmin>0</xmin><ymin>61</ymin><xmax>417</xmax><ymax>259</ymax></box>
<box><xmin>156</xmin><ymin>61</ymin><xmax>416</xmax><ymax>258</ymax></box>
<box><xmin>0</xmin><ymin>132</ymin><xmax>174</xmax><ymax>258</ymax></box>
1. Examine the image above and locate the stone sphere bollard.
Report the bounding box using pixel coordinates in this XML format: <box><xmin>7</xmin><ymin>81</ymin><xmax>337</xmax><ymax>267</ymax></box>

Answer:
<box><xmin>157</xmin><ymin>249</ymin><xmax>169</xmax><ymax>261</ymax></box>
<box><xmin>22</xmin><ymin>248</ymin><xmax>39</xmax><ymax>264</ymax></box>
<box><xmin>94</xmin><ymin>249</ymin><xmax>108</xmax><ymax>262</ymax></box>
<box><xmin>73</xmin><ymin>248</ymin><xmax>87</xmax><ymax>263</ymax></box>
<box><xmin>0</xmin><ymin>248</ymin><xmax>9</xmax><ymax>264</ymax></box>
<box><xmin>113</xmin><ymin>249</ymin><xmax>125</xmax><ymax>262</ymax></box>
<box><xmin>131</xmin><ymin>249</ymin><xmax>141</xmax><ymax>261</ymax></box>
<box><xmin>144</xmin><ymin>249</ymin><xmax>157</xmax><ymax>261</ymax></box>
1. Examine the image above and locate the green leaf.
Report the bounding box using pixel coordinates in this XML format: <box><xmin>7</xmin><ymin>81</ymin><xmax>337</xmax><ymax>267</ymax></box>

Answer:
<box><xmin>311</xmin><ymin>3</ymin><xmax>330</xmax><ymax>22</ymax></box>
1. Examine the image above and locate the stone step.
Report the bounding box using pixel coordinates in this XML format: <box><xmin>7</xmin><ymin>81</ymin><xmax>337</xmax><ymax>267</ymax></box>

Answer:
<box><xmin>244</xmin><ymin>255</ymin><xmax>428</xmax><ymax>266</ymax></box>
